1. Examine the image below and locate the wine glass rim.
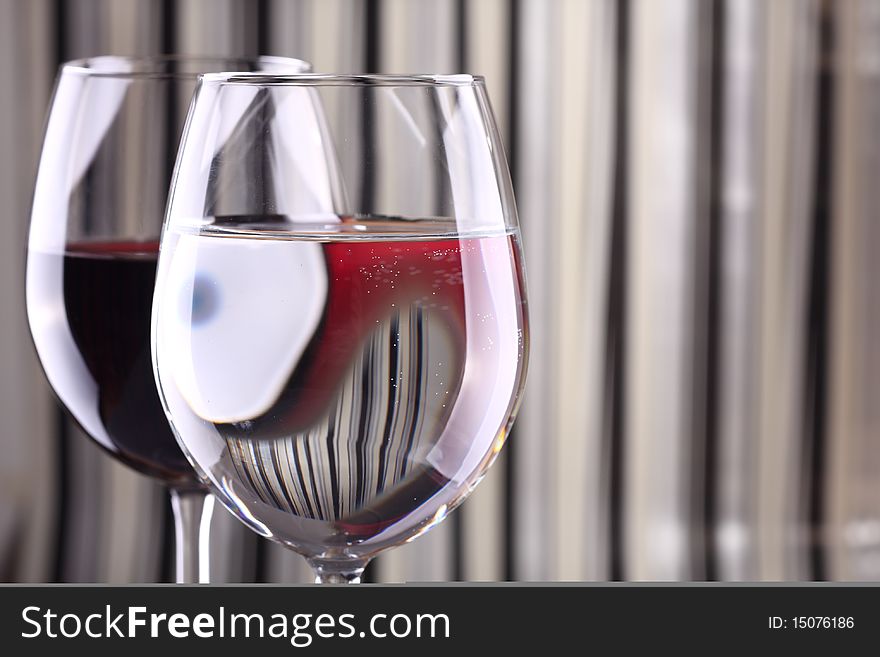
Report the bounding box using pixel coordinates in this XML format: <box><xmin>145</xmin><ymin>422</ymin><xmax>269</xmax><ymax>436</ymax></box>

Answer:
<box><xmin>60</xmin><ymin>54</ymin><xmax>311</xmax><ymax>79</ymax></box>
<box><xmin>199</xmin><ymin>72</ymin><xmax>487</xmax><ymax>87</ymax></box>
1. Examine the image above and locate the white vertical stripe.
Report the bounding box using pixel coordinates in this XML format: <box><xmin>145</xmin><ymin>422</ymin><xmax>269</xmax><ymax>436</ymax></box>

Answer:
<box><xmin>205</xmin><ymin>506</ymin><xmax>256</xmax><ymax>583</ymax></box>
<box><xmin>176</xmin><ymin>0</ymin><xmax>256</xmax><ymax>56</ymax></box>
<box><xmin>310</xmin><ymin>0</ymin><xmax>366</xmax><ymax>73</ymax></box>
<box><xmin>626</xmin><ymin>0</ymin><xmax>699</xmax><ymax>580</ymax></box>
<box><xmin>553</xmin><ymin>0</ymin><xmax>616</xmax><ymax>582</ymax></box>
<box><xmin>264</xmin><ymin>541</ymin><xmax>314</xmax><ymax>583</ymax></box>
<box><xmin>715</xmin><ymin>0</ymin><xmax>764</xmax><ymax>581</ymax></box>
<box><xmin>381</xmin><ymin>0</ymin><xmax>456</xmax><ymax>74</ymax></box>
<box><xmin>514</xmin><ymin>0</ymin><xmax>560</xmax><ymax>581</ymax></box>
<box><xmin>755</xmin><ymin>0</ymin><xmax>818</xmax><ymax>581</ymax></box>
<box><xmin>467</xmin><ymin>0</ymin><xmax>510</xmax><ymax>137</ymax></box>
<box><xmin>107</xmin><ymin>0</ymin><xmax>162</xmax><ymax>54</ymax></box>
<box><xmin>373</xmin><ymin>0</ymin><xmax>457</xmax><ymax>584</ymax></box>
<box><xmin>101</xmin><ymin>463</ymin><xmax>165</xmax><ymax>582</ymax></box>
<box><xmin>459</xmin><ymin>0</ymin><xmax>509</xmax><ymax>582</ymax></box>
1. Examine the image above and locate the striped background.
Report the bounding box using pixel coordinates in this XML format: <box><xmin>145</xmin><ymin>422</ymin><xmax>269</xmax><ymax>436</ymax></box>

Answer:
<box><xmin>2</xmin><ymin>0</ymin><xmax>880</xmax><ymax>582</ymax></box>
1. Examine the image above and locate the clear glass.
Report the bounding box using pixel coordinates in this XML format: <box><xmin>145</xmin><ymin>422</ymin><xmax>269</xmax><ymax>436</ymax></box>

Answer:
<box><xmin>25</xmin><ymin>55</ymin><xmax>311</xmax><ymax>583</ymax></box>
<box><xmin>152</xmin><ymin>73</ymin><xmax>529</xmax><ymax>583</ymax></box>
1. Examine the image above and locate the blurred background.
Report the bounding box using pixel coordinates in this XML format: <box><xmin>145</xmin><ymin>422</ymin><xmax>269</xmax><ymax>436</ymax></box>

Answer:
<box><xmin>2</xmin><ymin>0</ymin><xmax>879</xmax><ymax>582</ymax></box>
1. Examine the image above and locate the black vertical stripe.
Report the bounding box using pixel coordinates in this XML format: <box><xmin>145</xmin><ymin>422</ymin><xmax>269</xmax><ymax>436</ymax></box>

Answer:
<box><xmin>358</xmin><ymin>3</ymin><xmax>380</xmax><ymax>584</ymax></box>
<box><xmin>503</xmin><ymin>0</ymin><xmax>519</xmax><ymax>584</ymax></box>
<box><xmin>269</xmin><ymin>444</ymin><xmax>299</xmax><ymax>514</ymax></box>
<box><xmin>398</xmin><ymin>308</ymin><xmax>426</xmax><ymax>480</ymax></box>
<box><xmin>303</xmin><ymin>444</ymin><xmax>325</xmax><ymax>521</ymax></box>
<box><xmin>505</xmin><ymin>0</ymin><xmax>519</xmax><ymax>241</ymax></box>
<box><xmin>326</xmin><ymin>404</ymin><xmax>342</xmax><ymax>518</ymax></box>
<box><xmin>258</xmin><ymin>0</ymin><xmax>271</xmax><ymax>54</ymax></box>
<box><xmin>161</xmin><ymin>0</ymin><xmax>178</xmax><ymax>190</ymax></box>
<box><xmin>158</xmin><ymin>0</ymin><xmax>178</xmax><ymax>584</ymax></box>
<box><xmin>449</xmin><ymin>0</ymin><xmax>468</xmax><ymax>583</ymax></box>
<box><xmin>805</xmin><ymin>0</ymin><xmax>835</xmax><ymax>582</ymax></box>
<box><xmin>53</xmin><ymin>0</ymin><xmax>66</xmax><ymax>62</ymax></box>
<box><xmin>50</xmin><ymin>0</ymin><xmax>68</xmax><ymax>585</ymax></box>
<box><xmin>376</xmin><ymin>314</ymin><xmax>400</xmax><ymax>496</ymax></box>
<box><xmin>606</xmin><ymin>0</ymin><xmax>629</xmax><ymax>582</ymax></box>
<box><xmin>253</xmin><ymin>448</ymin><xmax>286</xmax><ymax>512</ymax></box>
<box><xmin>355</xmin><ymin>339</ymin><xmax>375</xmax><ymax>509</ymax></box>
<box><xmin>240</xmin><ymin>525</ymin><xmax>261</xmax><ymax>584</ymax></box>
<box><xmin>291</xmin><ymin>446</ymin><xmax>318</xmax><ymax>520</ymax></box>
<box><xmin>252</xmin><ymin>531</ymin><xmax>269</xmax><ymax>583</ymax></box>
<box><xmin>360</xmin><ymin>0</ymin><xmax>381</xmax><ymax>214</ymax></box>
<box><xmin>161</xmin><ymin>0</ymin><xmax>174</xmax><ymax>53</ymax></box>
<box><xmin>252</xmin><ymin>0</ymin><xmax>274</xmax><ymax>584</ymax></box>
<box><xmin>257</xmin><ymin>0</ymin><xmax>281</xmax><ymax>533</ymax></box>
<box><xmin>365</xmin><ymin>0</ymin><xmax>380</xmax><ymax>72</ymax></box>
<box><xmin>352</xmin><ymin>340</ymin><xmax>375</xmax><ymax>584</ymax></box>
<box><xmin>701</xmin><ymin>0</ymin><xmax>725</xmax><ymax>582</ymax></box>
<box><xmin>457</xmin><ymin>0</ymin><xmax>468</xmax><ymax>70</ymax></box>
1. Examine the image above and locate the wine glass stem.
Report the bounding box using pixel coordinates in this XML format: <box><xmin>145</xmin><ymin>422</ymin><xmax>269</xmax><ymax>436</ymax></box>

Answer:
<box><xmin>169</xmin><ymin>488</ymin><xmax>214</xmax><ymax>584</ymax></box>
<box><xmin>315</xmin><ymin>572</ymin><xmax>362</xmax><ymax>584</ymax></box>
<box><xmin>308</xmin><ymin>558</ymin><xmax>369</xmax><ymax>584</ymax></box>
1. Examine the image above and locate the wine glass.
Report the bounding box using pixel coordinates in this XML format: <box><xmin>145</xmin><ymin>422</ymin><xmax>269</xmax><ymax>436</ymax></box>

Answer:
<box><xmin>152</xmin><ymin>73</ymin><xmax>529</xmax><ymax>583</ymax></box>
<box><xmin>25</xmin><ymin>55</ymin><xmax>310</xmax><ymax>583</ymax></box>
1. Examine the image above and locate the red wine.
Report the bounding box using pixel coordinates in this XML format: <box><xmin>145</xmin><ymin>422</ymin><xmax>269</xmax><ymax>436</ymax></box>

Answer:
<box><xmin>154</xmin><ymin>218</ymin><xmax>528</xmax><ymax>555</ymax></box>
<box><xmin>27</xmin><ymin>240</ymin><xmax>198</xmax><ymax>487</ymax></box>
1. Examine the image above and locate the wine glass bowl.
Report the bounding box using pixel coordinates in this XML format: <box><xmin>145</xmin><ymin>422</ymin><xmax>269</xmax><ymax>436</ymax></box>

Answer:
<box><xmin>152</xmin><ymin>74</ymin><xmax>528</xmax><ymax>581</ymax></box>
<box><xmin>25</xmin><ymin>55</ymin><xmax>311</xmax><ymax>580</ymax></box>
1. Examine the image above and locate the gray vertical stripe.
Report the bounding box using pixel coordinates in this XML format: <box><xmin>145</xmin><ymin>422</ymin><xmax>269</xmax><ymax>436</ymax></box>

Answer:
<box><xmin>826</xmin><ymin>0</ymin><xmax>880</xmax><ymax>583</ymax></box>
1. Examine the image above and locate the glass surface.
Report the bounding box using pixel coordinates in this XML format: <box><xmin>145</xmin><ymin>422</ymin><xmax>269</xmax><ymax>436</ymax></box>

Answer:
<box><xmin>152</xmin><ymin>73</ymin><xmax>529</xmax><ymax>582</ymax></box>
<box><xmin>25</xmin><ymin>55</ymin><xmax>311</xmax><ymax>582</ymax></box>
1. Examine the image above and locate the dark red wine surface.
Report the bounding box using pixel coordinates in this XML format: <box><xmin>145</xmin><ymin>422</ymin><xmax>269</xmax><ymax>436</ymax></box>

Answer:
<box><xmin>29</xmin><ymin>240</ymin><xmax>198</xmax><ymax>486</ymax></box>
